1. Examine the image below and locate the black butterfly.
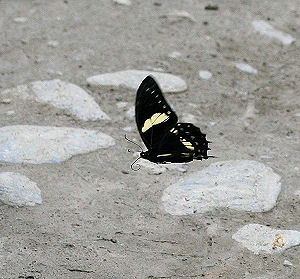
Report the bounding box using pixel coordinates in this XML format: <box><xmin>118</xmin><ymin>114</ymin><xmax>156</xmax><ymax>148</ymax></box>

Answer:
<box><xmin>132</xmin><ymin>75</ymin><xmax>211</xmax><ymax>167</ymax></box>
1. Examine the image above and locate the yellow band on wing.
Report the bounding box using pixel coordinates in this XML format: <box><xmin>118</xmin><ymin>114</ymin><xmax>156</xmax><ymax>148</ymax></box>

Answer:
<box><xmin>142</xmin><ymin>113</ymin><xmax>169</xmax><ymax>133</ymax></box>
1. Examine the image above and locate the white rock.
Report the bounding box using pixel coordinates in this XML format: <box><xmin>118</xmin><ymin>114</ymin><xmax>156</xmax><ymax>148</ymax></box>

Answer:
<box><xmin>283</xmin><ymin>260</ymin><xmax>293</xmax><ymax>267</ymax></box>
<box><xmin>0</xmin><ymin>172</ymin><xmax>42</xmax><ymax>207</ymax></box>
<box><xmin>13</xmin><ymin>17</ymin><xmax>28</xmax><ymax>23</ymax></box>
<box><xmin>125</xmin><ymin>106</ymin><xmax>135</xmax><ymax>119</ymax></box>
<box><xmin>6</xmin><ymin>110</ymin><xmax>15</xmax><ymax>116</ymax></box>
<box><xmin>0</xmin><ymin>125</ymin><xmax>115</xmax><ymax>164</ymax></box>
<box><xmin>2</xmin><ymin>79</ymin><xmax>110</xmax><ymax>121</ymax></box>
<box><xmin>294</xmin><ymin>112</ymin><xmax>300</xmax><ymax>117</ymax></box>
<box><xmin>0</xmin><ymin>98</ymin><xmax>11</xmax><ymax>104</ymax></box>
<box><xmin>252</xmin><ymin>20</ymin><xmax>296</xmax><ymax>45</ymax></box>
<box><xmin>168</xmin><ymin>51</ymin><xmax>182</xmax><ymax>59</ymax></box>
<box><xmin>235</xmin><ymin>63</ymin><xmax>258</xmax><ymax>74</ymax></box>
<box><xmin>232</xmin><ymin>224</ymin><xmax>300</xmax><ymax>254</ymax></box>
<box><xmin>47</xmin><ymin>40</ymin><xmax>59</xmax><ymax>47</ymax></box>
<box><xmin>199</xmin><ymin>70</ymin><xmax>212</xmax><ymax>80</ymax></box>
<box><xmin>161</xmin><ymin>10</ymin><xmax>196</xmax><ymax>23</ymax></box>
<box><xmin>117</xmin><ymin>101</ymin><xmax>128</xmax><ymax>109</ymax></box>
<box><xmin>123</xmin><ymin>126</ymin><xmax>133</xmax><ymax>132</ymax></box>
<box><xmin>162</xmin><ymin>160</ymin><xmax>281</xmax><ymax>215</ymax></box>
<box><xmin>87</xmin><ymin>70</ymin><xmax>187</xmax><ymax>93</ymax></box>
<box><xmin>112</xmin><ymin>0</ymin><xmax>131</xmax><ymax>6</ymax></box>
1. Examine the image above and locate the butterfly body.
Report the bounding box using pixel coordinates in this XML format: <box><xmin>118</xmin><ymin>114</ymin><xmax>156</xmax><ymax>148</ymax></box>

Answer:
<box><xmin>135</xmin><ymin>76</ymin><xmax>210</xmax><ymax>164</ymax></box>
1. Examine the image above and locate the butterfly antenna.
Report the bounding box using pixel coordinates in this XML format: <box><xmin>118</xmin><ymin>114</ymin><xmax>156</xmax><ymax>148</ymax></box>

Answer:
<box><xmin>130</xmin><ymin>156</ymin><xmax>142</xmax><ymax>171</ymax></box>
<box><xmin>124</xmin><ymin>134</ymin><xmax>143</xmax><ymax>152</ymax></box>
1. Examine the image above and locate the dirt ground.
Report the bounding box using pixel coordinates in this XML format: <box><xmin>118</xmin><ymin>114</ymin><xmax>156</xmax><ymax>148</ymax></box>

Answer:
<box><xmin>0</xmin><ymin>0</ymin><xmax>299</xmax><ymax>278</ymax></box>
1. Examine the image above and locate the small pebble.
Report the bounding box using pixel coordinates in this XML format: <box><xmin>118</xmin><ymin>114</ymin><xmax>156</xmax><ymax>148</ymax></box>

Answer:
<box><xmin>123</xmin><ymin>126</ymin><xmax>133</xmax><ymax>132</ymax></box>
<box><xmin>205</xmin><ymin>5</ymin><xmax>219</xmax><ymax>10</ymax></box>
<box><xmin>0</xmin><ymin>98</ymin><xmax>11</xmax><ymax>104</ymax></box>
<box><xmin>125</xmin><ymin>106</ymin><xmax>135</xmax><ymax>120</ymax></box>
<box><xmin>112</xmin><ymin>0</ymin><xmax>131</xmax><ymax>6</ymax></box>
<box><xmin>47</xmin><ymin>40</ymin><xmax>59</xmax><ymax>47</ymax></box>
<box><xmin>13</xmin><ymin>17</ymin><xmax>28</xmax><ymax>23</ymax></box>
<box><xmin>161</xmin><ymin>10</ymin><xmax>196</xmax><ymax>23</ymax></box>
<box><xmin>199</xmin><ymin>70</ymin><xmax>212</xmax><ymax>80</ymax></box>
<box><xmin>283</xmin><ymin>260</ymin><xmax>293</xmax><ymax>267</ymax></box>
<box><xmin>235</xmin><ymin>63</ymin><xmax>258</xmax><ymax>74</ymax></box>
<box><xmin>252</xmin><ymin>20</ymin><xmax>296</xmax><ymax>45</ymax></box>
<box><xmin>168</xmin><ymin>51</ymin><xmax>182</xmax><ymax>59</ymax></box>
<box><xmin>6</xmin><ymin>110</ymin><xmax>15</xmax><ymax>116</ymax></box>
<box><xmin>116</xmin><ymin>102</ymin><xmax>128</xmax><ymax>109</ymax></box>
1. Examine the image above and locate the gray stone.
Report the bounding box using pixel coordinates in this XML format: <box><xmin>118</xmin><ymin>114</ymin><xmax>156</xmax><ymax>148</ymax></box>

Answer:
<box><xmin>0</xmin><ymin>125</ymin><xmax>115</xmax><ymax>164</ymax></box>
<box><xmin>161</xmin><ymin>10</ymin><xmax>196</xmax><ymax>23</ymax></box>
<box><xmin>0</xmin><ymin>172</ymin><xmax>42</xmax><ymax>207</ymax></box>
<box><xmin>252</xmin><ymin>20</ymin><xmax>296</xmax><ymax>45</ymax></box>
<box><xmin>232</xmin><ymin>224</ymin><xmax>300</xmax><ymax>254</ymax></box>
<box><xmin>162</xmin><ymin>160</ymin><xmax>281</xmax><ymax>215</ymax></box>
<box><xmin>235</xmin><ymin>63</ymin><xmax>258</xmax><ymax>74</ymax></box>
<box><xmin>87</xmin><ymin>70</ymin><xmax>187</xmax><ymax>93</ymax></box>
<box><xmin>2</xmin><ymin>79</ymin><xmax>110</xmax><ymax>121</ymax></box>
<box><xmin>199</xmin><ymin>70</ymin><xmax>212</xmax><ymax>80</ymax></box>
<box><xmin>125</xmin><ymin>106</ymin><xmax>135</xmax><ymax>119</ymax></box>
<box><xmin>112</xmin><ymin>0</ymin><xmax>131</xmax><ymax>6</ymax></box>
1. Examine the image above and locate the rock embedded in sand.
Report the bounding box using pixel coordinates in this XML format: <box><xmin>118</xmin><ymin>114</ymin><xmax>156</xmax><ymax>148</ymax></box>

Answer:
<box><xmin>112</xmin><ymin>0</ymin><xmax>132</xmax><ymax>6</ymax></box>
<box><xmin>252</xmin><ymin>20</ymin><xmax>296</xmax><ymax>45</ymax></box>
<box><xmin>235</xmin><ymin>63</ymin><xmax>258</xmax><ymax>74</ymax></box>
<box><xmin>162</xmin><ymin>160</ymin><xmax>281</xmax><ymax>215</ymax></box>
<box><xmin>0</xmin><ymin>172</ymin><xmax>42</xmax><ymax>207</ymax></box>
<box><xmin>86</xmin><ymin>70</ymin><xmax>187</xmax><ymax>93</ymax></box>
<box><xmin>199</xmin><ymin>70</ymin><xmax>212</xmax><ymax>80</ymax></box>
<box><xmin>161</xmin><ymin>10</ymin><xmax>196</xmax><ymax>23</ymax></box>
<box><xmin>1</xmin><ymin>79</ymin><xmax>110</xmax><ymax>121</ymax></box>
<box><xmin>232</xmin><ymin>224</ymin><xmax>300</xmax><ymax>254</ymax></box>
<box><xmin>0</xmin><ymin>125</ymin><xmax>115</xmax><ymax>164</ymax></box>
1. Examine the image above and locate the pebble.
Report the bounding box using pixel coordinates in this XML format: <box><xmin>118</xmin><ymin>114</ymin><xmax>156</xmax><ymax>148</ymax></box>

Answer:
<box><xmin>125</xmin><ymin>106</ymin><xmax>135</xmax><ymax>119</ymax></box>
<box><xmin>294</xmin><ymin>112</ymin><xmax>300</xmax><ymax>117</ymax></box>
<box><xmin>232</xmin><ymin>224</ymin><xmax>300</xmax><ymax>254</ymax></box>
<box><xmin>168</xmin><ymin>51</ymin><xmax>182</xmax><ymax>59</ymax></box>
<box><xmin>13</xmin><ymin>17</ymin><xmax>28</xmax><ymax>23</ymax></box>
<box><xmin>161</xmin><ymin>10</ymin><xmax>196</xmax><ymax>23</ymax></box>
<box><xmin>0</xmin><ymin>98</ymin><xmax>11</xmax><ymax>104</ymax></box>
<box><xmin>47</xmin><ymin>40</ymin><xmax>59</xmax><ymax>47</ymax></box>
<box><xmin>112</xmin><ymin>0</ymin><xmax>131</xmax><ymax>6</ymax></box>
<box><xmin>252</xmin><ymin>20</ymin><xmax>296</xmax><ymax>45</ymax></box>
<box><xmin>0</xmin><ymin>172</ymin><xmax>42</xmax><ymax>207</ymax></box>
<box><xmin>123</xmin><ymin>126</ymin><xmax>133</xmax><ymax>132</ymax></box>
<box><xmin>283</xmin><ymin>260</ymin><xmax>293</xmax><ymax>267</ymax></box>
<box><xmin>87</xmin><ymin>70</ymin><xmax>187</xmax><ymax>93</ymax></box>
<box><xmin>2</xmin><ymin>79</ymin><xmax>110</xmax><ymax>121</ymax></box>
<box><xmin>6</xmin><ymin>110</ymin><xmax>15</xmax><ymax>116</ymax></box>
<box><xmin>235</xmin><ymin>63</ymin><xmax>258</xmax><ymax>74</ymax></box>
<box><xmin>0</xmin><ymin>125</ymin><xmax>115</xmax><ymax>164</ymax></box>
<box><xmin>199</xmin><ymin>70</ymin><xmax>212</xmax><ymax>80</ymax></box>
<box><xmin>116</xmin><ymin>101</ymin><xmax>128</xmax><ymax>109</ymax></box>
<box><xmin>162</xmin><ymin>160</ymin><xmax>281</xmax><ymax>215</ymax></box>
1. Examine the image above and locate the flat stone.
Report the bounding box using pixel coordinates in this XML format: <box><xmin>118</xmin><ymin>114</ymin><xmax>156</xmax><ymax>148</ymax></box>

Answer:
<box><xmin>168</xmin><ymin>51</ymin><xmax>182</xmax><ymax>59</ymax></box>
<box><xmin>116</xmin><ymin>101</ymin><xmax>128</xmax><ymax>109</ymax></box>
<box><xmin>47</xmin><ymin>40</ymin><xmax>59</xmax><ymax>47</ymax></box>
<box><xmin>0</xmin><ymin>125</ymin><xmax>115</xmax><ymax>164</ymax></box>
<box><xmin>252</xmin><ymin>20</ymin><xmax>296</xmax><ymax>45</ymax></box>
<box><xmin>2</xmin><ymin>79</ymin><xmax>110</xmax><ymax>121</ymax></box>
<box><xmin>199</xmin><ymin>70</ymin><xmax>212</xmax><ymax>79</ymax></box>
<box><xmin>235</xmin><ymin>63</ymin><xmax>258</xmax><ymax>74</ymax></box>
<box><xmin>112</xmin><ymin>0</ymin><xmax>131</xmax><ymax>6</ymax></box>
<box><xmin>232</xmin><ymin>224</ymin><xmax>300</xmax><ymax>254</ymax></box>
<box><xmin>13</xmin><ymin>17</ymin><xmax>28</xmax><ymax>23</ymax></box>
<box><xmin>161</xmin><ymin>10</ymin><xmax>196</xmax><ymax>23</ymax></box>
<box><xmin>87</xmin><ymin>70</ymin><xmax>187</xmax><ymax>93</ymax></box>
<box><xmin>162</xmin><ymin>160</ymin><xmax>281</xmax><ymax>215</ymax></box>
<box><xmin>0</xmin><ymin>172</ymin><xmax>42</xmax><ymax>207</ymax></box>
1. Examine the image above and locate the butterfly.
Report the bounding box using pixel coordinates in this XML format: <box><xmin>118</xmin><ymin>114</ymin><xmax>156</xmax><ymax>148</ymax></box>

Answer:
<box><xmin>130</xmin><ymin>75</ymin><xmax>211</xmax><ymax>169</ymax></box>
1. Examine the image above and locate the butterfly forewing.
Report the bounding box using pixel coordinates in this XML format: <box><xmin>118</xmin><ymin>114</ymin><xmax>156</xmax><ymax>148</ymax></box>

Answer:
<box><xmin>135</xmin><ymin>76</ymin><xmax>178</xmax><ymax>149</ymax></box>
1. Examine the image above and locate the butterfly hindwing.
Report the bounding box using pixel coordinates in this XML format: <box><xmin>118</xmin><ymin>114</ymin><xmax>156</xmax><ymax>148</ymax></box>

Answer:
<box><xmin>154</xmin><ymin>123</ymin><xmax>209</xmax><ymax>162</ymax></box>
<box><xmin>135</xmin><ymin>76</ymin><xmax>178</xmax><ymax>149</ymax></box>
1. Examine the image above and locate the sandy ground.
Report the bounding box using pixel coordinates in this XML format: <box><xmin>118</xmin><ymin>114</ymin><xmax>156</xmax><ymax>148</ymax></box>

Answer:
<box><xmin>0</xmin><ymin>0</ymin><xmax>299</xmax><ymax>278</ymax></box>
